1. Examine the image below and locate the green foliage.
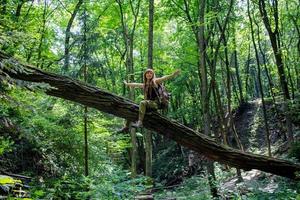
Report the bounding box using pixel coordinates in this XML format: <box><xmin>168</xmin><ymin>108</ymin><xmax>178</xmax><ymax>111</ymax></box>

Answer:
<box><xmin>288</xmin><ymin>141</ymin><xmax>300</xmax><ymax>162</ymax></box>
<box><xmin>0</xmin><ymin>175</ymin><xmax>21</xmax><ymax>185</ymax></box>
<box><xmin>153</xmin><ymin>142</ymin><xmax>186</xmax><ymax>183</ymax></box>
<box><xmin>33</xmin><ymin>175</ymin><xmax>92</xmax><ymax>199</ymax></box>
<box><xmin>1</xmin><ymin>86</ymin><xmax>148</xmax><ymax>198</ymax></box>
<box><xmin>289</xmin><ymin>98</ymin><xmax>300</xmax><ymax>125</ymax></box>
<box><xmin>30</xmin><ymin>170</ymin><xmax>148</xmax><ymax>199</ymax></box>
<box><xmin>0</xmin><ymin>136</ymin><xmax>13</xmax><ymax>155</ymax></box>
<box><xmin>154</xmin><ymin>175</ymin><xmax>211</xmax><ymax>200</ymax></box>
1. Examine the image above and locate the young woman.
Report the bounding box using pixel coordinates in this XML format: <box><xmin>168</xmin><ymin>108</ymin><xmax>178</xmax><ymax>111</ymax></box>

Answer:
<box><xmin>124</xmin><ymin>68</ymin><xmax>180</xmax><ymax>127</ymax></box>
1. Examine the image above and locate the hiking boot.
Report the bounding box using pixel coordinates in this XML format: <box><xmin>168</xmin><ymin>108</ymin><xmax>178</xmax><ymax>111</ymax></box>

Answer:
<box><xmin>132</xmin><ymin>120</ymin><xmax>143</xmax><ymax>128</ymax></box>
<box><xmin>117</xmin><ymin>126</ymin><xmax>130</xmax><ymax>133</ymax></box>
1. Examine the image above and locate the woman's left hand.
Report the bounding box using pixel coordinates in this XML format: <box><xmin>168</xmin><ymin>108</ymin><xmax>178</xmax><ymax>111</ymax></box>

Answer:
<box><xmin>173</xmin><ymin>69</ymin><xmax>181</xmax><ymax>76</ymax></box>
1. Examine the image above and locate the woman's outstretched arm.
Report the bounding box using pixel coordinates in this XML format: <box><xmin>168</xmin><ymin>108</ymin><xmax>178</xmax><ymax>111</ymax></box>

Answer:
<box><xmin>155</xmin><ymin>69</ymin><xmax>181</xmax><ymax>84</ymax></box>
<box><xmin>124</xmin><ymin>81</ymin><xmax>144</xmax><ymax>88</ymax></box>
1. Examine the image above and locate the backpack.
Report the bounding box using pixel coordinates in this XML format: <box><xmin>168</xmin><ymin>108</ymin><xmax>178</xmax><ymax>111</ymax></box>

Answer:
<box><xmin>155</xmin><ymin>84</ymin><xmax>170</xmax><ymax>109</ymax></box>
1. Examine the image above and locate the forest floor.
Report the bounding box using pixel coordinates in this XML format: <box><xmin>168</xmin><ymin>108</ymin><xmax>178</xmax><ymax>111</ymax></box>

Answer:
<box><xmin>234</xmin><ymin>99</ymin><xmax>282</xmax><ymax>152</ymax></box>
<box><xmin>221</xmin><ymin>98</ymin><xmax>300</xmax><ymax>198</ymax></box>
<box><xmin>233</xmin><ymin>98</ymin><xmax>299</xmax><ymax>154</ymax></box>
<box><xmin>155</xmin><ymin>98</ymin><xmax>300</xmax><ymax>199</ymax></box>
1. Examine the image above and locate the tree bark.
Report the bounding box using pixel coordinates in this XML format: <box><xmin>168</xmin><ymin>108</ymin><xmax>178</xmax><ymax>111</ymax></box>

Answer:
<box><xmin>144</xmin><ymin>129</ymin><xmax>152</xmax><ymax>177</ymax></box>
<box><xmin>15</xmin><ymin>0</ymin><xmax>25</xmax><ymax>20</ymax></box>
<box><xmin>1</xmin><ymin>51</ymin><xmax>300</xmax><ymax>179</ymax></box>
<box><xmin>219</xmin><ymin>26</ymin><xmax>243</xmax><ymax>152</ymax></box>
<box><xmin>244</xmin><ymin>44</ymin><xmax>251</xmax><ymax>101</ymax></box>
<box><xmin>130</xmin><ymin>127</ymin><xmax>137</xmax><ymax>177</ymax></box>
<box><xmin>258</xmin><ymin>0</ymin><xmax>294</xmax><ymax>143</ymax></box>
<box><xmin>198</xmin><ymin>0</ymin><xmax>218</xmax><ymax>197</ymax></box>
<box><xmin>248</xmin><ymin>0</ymin><xmax>271</xmax><ymax>157</ymax></box>
<box><xmin>116</xmin><ymin>0</ymin><xmax>141</xmax><ymax>178</ymax></box>
<box><xmin>84</xmin><ymin>105</ymin><xmax>88</xmax><ymax>176</ymax></box>
<box><xmin>286</xmin><ymin>1</ymin><xmax>300</xmax><ymax>90</ymax></box>
<box><xmin>83</xmin><ymin>7</ymin><xmax>89</xmax><ymax>176</ymax></box>
<box><xmin>255</xmin><ymin>19</ymin><xmax>286</xmax><ymax>140</ymax></box>
<box><xmin>144</xmin><ymin>0</ymin><xmax>154</xmax><ymax>178</ymax></box>
<box><xmin>37</xmin><ymin>0</ymin><xmax>48</xmax><ymax>69</ymax></box>
<box><xmin>258</xmin><ymin>0</ymin><xmax>290</xmax><ymax>100</ymax></box>
<box><xmin>233</xmin><ymin>33</ymin><xmax>244</xmax><ymax>104</ymax></box>
<box><xmin>64</xmin><ymin>0</ymin><xmax>83</xmax><ymax>72</ymax></box>
<box><xmin>148</xmin><ymin>0</ymin><xmax>154</xmax><ymax>70</ymax></box>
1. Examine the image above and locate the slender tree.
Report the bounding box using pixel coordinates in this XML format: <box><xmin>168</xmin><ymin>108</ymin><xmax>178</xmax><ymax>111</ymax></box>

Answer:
<box><xmin>232</xmin><ymin>29</ymin><xmax>244</xmax><ymax>104</ymax></box>
<box><xmin>82</xmin><ymin>6</ymin><xmax>89</xmax><ymax>176</ymax></box>
<box><xmin>248</xmin><ymin>0</ymin><xmax>271</xmax><ymax>157</ymax></box>
<box><xmin>258</xmin><ymin>0</ymin><xmax>294</xmax><ymax>143</ymax></box>
<box><xmin>198</xmin><ymin>0</ymin><xmax>219</xmax><ymax>197</ymax></box>
<box><xmin>145</xmin><ymin>0</ymin><xmax>154</xmax><ymax>178</ymax></box>
<box><xmin>116</xmin><ymin>0</ymin><xmax>141</xmax><ymax>177</ymax></box>
<box><xmin>64</xmin><ymin>0</ymin><xmax>83</xmax><ymax>72</ymax></box>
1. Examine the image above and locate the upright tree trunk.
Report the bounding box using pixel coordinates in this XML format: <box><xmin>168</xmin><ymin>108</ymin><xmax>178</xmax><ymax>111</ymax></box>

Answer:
<box><xmin>64</xmin><ymin>0</ymin><xmax>83</xmax><ymax>72</ymax></box>
<box><xmin>211</xmin><ymin>77</ymin><xmax>227</xmax><ymax>146</ymax></box>
<box><xmin>257</xmin><ymin>34</ymin><xmax>276</xmax><ymax>101</ymax></box>
<box><xmin>258</xmin><ymin>0</ymin><xmax>294</xmax><ymax>143</ymax></box>
<box><xmin>285</xmin><ymin>60</ymin><xmax>295</xmax><ymax>100</ymax></box>
<box><xmin>84</xmin><ymin>105</ymin><xmax>88</xmax><ymax>176</ymax></box>
<box><xmin>148</xmin><ymin>0</ymin><xmax>154</xmax><ymax>70</ymax></box>
<box><xmin>144</xmin><ymin>129</ymin><xmax>152</xmax><ymax>177</ymax></box>
<box><xmin>218</xmin><ymin>17</ymin><xmax>244</xmax><ymax>182</ymax></box>
<box><xmin>128</xmin><ymin>35</ymin><xmax>137</xmax><ymax>177</ymax></box>
<box><xmin>221</xmin><ymin>31</ymin><xmax>243</xmax><ymax>152</ymax></box>
<box><xmin>233</xmin><ymin>33</ymin><xmax>244</xmax><ymax>104</ymax></box>
<box><xmin>37</xmin><ymin>0</ymin><xmax>48</xmax><ymax>68</ymax></box>
<box><xmin>145</xmin><ymin>0</ymin><xmax>154</xmax><ymax>178</ymax></box>
<box><xmin>198</xmin><ymin>0</ymin><xmax>218</xmax><ymax>197</ymax></box>
<box><xmin>15</xmin><ymin>0</ymin><xmax>25</xmax><ymax>20</ymax></box>
<box><xmin>231</xmin><ymin>72</ymin><xmax>240</xmax><ymax>103</ymax></box>
<box><xmin>287</xmin><ymin>2</ymin><xmax>300</xmax><ymax>90</ymax></box>
<box><xmin>256</xmin><ymin>22</ymin><xmax>286</xmax><ymax>138</ymax></box>
<box><xmin>117</xmin><ymin>0</ymin><xmax>141</xmax><ymax>177</ymax></box>
<box><xmin>248</xmin><ymin>0</ymin><xmax>271</xmax><ymax>157</ymax></box>
<box><xmin>259</xmin><ymin>0</ymin><xmax>290</xmax><ymax>99</ymax></box>
<box><xmin>245</xmin><ymin>44</ymin><xmax>251</xmax><ymax>101</ymax></box>
<box><xmin>130</xmin><ymin>127</ymin><xmax>137</xmax><ymax>177</ymax></box>
<box><xmin>83</xmin><ymin>8</ymin><xmax>89</xmax><ymax>176</ymax></box>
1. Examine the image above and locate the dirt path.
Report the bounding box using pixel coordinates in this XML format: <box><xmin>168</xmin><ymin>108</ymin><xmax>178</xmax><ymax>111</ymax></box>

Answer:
<box><xmin>233</xmin><ymin>100</ymin><xmax>263</xmax><ymax>150</ymax></box>
<box><xmin>233</xmin><ymin>99</ymin><xmax>292</xmax><ymax>153</ymax></box>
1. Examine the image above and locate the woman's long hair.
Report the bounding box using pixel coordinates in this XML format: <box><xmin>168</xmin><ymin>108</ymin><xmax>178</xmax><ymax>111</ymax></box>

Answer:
<box><xmin>143</xmin><ymin>69</ymin><xmax>158</xmax><ymax>100</ymax></box>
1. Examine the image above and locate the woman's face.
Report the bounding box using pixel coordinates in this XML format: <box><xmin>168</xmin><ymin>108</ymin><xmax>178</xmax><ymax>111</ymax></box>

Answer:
<box><xmin>145</xmin><ymin>71</ymin><xmax>153</xmax><ymax>80</ymax></box>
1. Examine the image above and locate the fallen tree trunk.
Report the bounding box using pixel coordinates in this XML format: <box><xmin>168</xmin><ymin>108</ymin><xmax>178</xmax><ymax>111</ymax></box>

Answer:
<box><xmin>0</xmin><ymin>51</ymin><xmax>299</xmax><ymax>179</ymax></box>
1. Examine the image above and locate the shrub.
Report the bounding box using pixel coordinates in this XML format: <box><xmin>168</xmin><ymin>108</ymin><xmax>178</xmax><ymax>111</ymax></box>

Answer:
<box><xmin>288</xmin><ymin>141</ymin><xmax>300</xmax><ymax>162</ymax></box>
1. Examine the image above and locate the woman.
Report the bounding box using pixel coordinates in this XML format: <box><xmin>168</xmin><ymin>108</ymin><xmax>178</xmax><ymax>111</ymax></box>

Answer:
<box><xmin>124</xmin><ymin>68</ymin><xmax>180</xmax><ymax>127</ymax></box>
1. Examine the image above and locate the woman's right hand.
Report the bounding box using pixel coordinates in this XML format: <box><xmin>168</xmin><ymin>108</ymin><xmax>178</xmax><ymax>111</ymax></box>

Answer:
<box><xmin>173</xmin><ymin>69</ymin><xmax>181</xmax><ymax>76</ymax></box>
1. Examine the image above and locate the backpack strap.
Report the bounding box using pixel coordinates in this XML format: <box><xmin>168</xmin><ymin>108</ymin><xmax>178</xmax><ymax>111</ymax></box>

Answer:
<box><xmin>153</xmin><ymin>84</ymin><xmax>161</xmax><ymax>102</ymax></box>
